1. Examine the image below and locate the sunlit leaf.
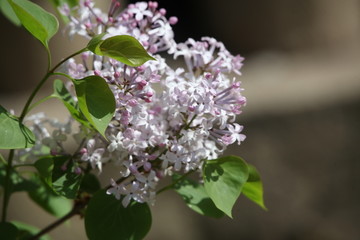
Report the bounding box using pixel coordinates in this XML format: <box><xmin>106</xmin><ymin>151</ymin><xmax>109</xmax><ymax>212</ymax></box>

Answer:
<box><xmin>73</xmin><ymin>76</ymin><xmax>116</xmax><ymax>138</ymax></box>
<box><xmin>203</xmin><ymin>155</ymin><xmax>249</xmax><ymax>218</ymax></box>
<box><xmin>173</xmin><ymin>174</ymin><xmax>224</xmax><ymax>218</ymax></box>
<box><xmin>242</xmin><ymin>164</ymin><xmax>267</xmax><ymax>210</ymax></box>
<box><xmin>88</xmin><ymin>35</ymin><xmax>156</xmax><ymax>67</ymax></box>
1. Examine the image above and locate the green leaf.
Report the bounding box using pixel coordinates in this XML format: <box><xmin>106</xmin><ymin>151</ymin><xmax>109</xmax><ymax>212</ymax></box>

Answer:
<box><xmin>9</xmin><ymin>0</ymin><xmax>59</xmax><ymax>48</ymax></box>
<box><xmin>0</xmin><ymin>222</ymin><xmax>18</xmax><ymax>240</ymax></box>
<box><xmin>172</xmin><ymin>174</ymin><xmax>224</xmax><ymax>218</ymax></box>
<box><xmin>0</xmin><ymin>162</ymin><xmax>38</xmax><ymax>193</ymax></box>
<box><xmin>85</xmin><ymin>190</ymin><xmax>152</xmax><ymax>240</ymax></box>
<box><xmin>242</xmin><ymin>164</ymin><xmax>267</xmax><ymax>210</ymax></box>
<box><xmin>12</xmin><ymin>221</ymin><xmax>50</xmax><ymax>240</ymax></box>
<box><xmin>87</xmin><ymin>33</ymin><xmax>106</xmax><ymax>54</ymax></box>
<box><xmin>0</xmin><ymin>105</ymin><xmax>35</xmax><ymax>149</ymax></box>
<box><xmin>35</xmin><ymin>156</ymin><xmax>82</xmax><ymax>199</ymax></box>
<box><xmin>89</xmin><ymin>35</ymin><xmax>156</xmax><ymax>67</ymax></box>
<box><xmin>53</xmin><ymin>79</ymin><xmax>91</xmax><ymax>128</ymax></box>
<box><xmin>203</xmin><ymin>155</ymin><xmax>249</xmax><ymax>218</ymax></box>
<box><xmin>52</xmin><ymin>156</ymin><xmax>82</xmax><ymax>199</ymax></box>
<box><xmin>73</xmin><ymin>76</ymin><xmax>116</xmax><ymax>138</ymax></box>
<box><xmin>34</xmin><ymin>156</ymin><xmax>54</xmax><ymax>186</ymax></box>
<box><xmin>80</xmin><ymin>173</ymin><xmax>101</xmax><ymax>194</ymax></box>
<box><xmin>28</xmin><ymin>173</ymin><xmax>72</xmax><ymax>217</ymax></box>
<box><xmin>0</xmin><ymin>0</ymin><xmax>21</xmax><ymax>26</ymax></box>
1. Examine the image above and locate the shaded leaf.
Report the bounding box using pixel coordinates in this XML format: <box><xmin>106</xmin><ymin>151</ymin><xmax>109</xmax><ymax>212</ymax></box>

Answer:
<box><xmin>203</xmin><ymin>155</ymin><xmax>249</xmax><ymax>218</ymax></box>
<box><xmin>80</xmin><ymin>173</ymin><xmax>101</xmax><ymax>194</ymax></box>
<box><xmin>28</xmin><ymin>173</ymin><xmax>72</xmax><ymax>217</ymax></box>
<box><xmin>85</xmin><ymin>190</ymin><xmax>152</xmax><ymax>240</ymax></box>
<box><xmin>0</xmin><ymin>105</ymin><xmax>35</xmax><ymax>149</ymax></box>
<box><xmin>0</xmin><ymin>222</ymin><xmax>18</xmax><ymax>240</ymax></box>
<box><xmin>0</xmin><ymin>0</ymin><xmax>21</xmax><ymax>26</ymax></box>
<box><xmin>242</xmin><ymin>164</ymin><xmax>267</xmax><ymax>210</ymax></box>
<box><xmin>0</xmin><ymin>162</ymin><xmax>38</xmax><ymax>193</ymax></box>
<box><xmin>9</xmin><ymin>0</ymin><xmax>59</xmax><ymax>48</ymax></box>
<box><xmin>52</xmin><ymin>156</ymin><xmax>82</xmax><ymax>199</ymax></box>
<box><xmin>89</xmin><ymin>35</ymin><xmax>156</xmax><ymax>67</ymax></box>
<box><xmin>35</xmin><ymin>155</ymin><xmax>82</xmax><ymax>199</ymax></box>
<box><xmin>173</xmin><ymin>174</ymin><xmax>224</xmax><ymax>218</ymax></box>
<box><xmin>34</xmin><ymin>156</ymin><xmax>54</xmax><ymax>186</ymax></box>
<box><xmin>73</xmin><ymin>76</ymin><xmax>116</xmax><ymax>138</ymax></box>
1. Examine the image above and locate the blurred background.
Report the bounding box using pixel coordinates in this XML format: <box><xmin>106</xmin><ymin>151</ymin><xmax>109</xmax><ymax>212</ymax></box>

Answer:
<box><xmin>1</xmin><ymin>0</ymin><xmax>360</xmax><ymax>239</ymax></box>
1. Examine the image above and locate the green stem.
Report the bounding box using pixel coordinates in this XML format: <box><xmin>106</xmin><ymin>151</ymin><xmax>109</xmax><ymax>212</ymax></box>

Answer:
<box><xmin>1</xmin><ymin>149</ymin><xmax>14</xmax><ymax>222</ymax></box>
<box><xmin>51</xmin><ymin>72</ymin><xmax>74</xmax><ymax>81</ymax></box>
<box><xmin>29</xmin><ymin>199</ymin><xmax>87</xmax><ymax>240</ymax></box>
<box><xmin>0</xmin><ymin>154</ymin><xmax>6</xmax><ymax>165</ymax></box>
<box><xmin>19</xmin><ymin>48</ymin><xmax>86</xmax><ymax>122</ymax></box>
<box><xmin>1</xmin><ymin>48</ymin><xmax>87</xmax><ymax>223</ymax></box>
<box><xmin>156</xmin><ymin>170</ymin><xmax>195</xmax><ymax>195</ymax></box>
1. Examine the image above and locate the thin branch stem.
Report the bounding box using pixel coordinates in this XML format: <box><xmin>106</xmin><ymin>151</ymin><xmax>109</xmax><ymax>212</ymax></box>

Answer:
<box><xmin>156</xmin><ymin>170</ymin><xmax>195</xmax><ymax>195</ymax></box>
<box><xmin>1</xmin><ymin>48</ymin><xmax>87</xmax><ymax>223</ymax></box>
<box><xmin>28</xmin><ymin>200</ymin><xmax>86</xmax><ymax>240</ymax></box>
<box><xmin>19</xmin><ymin>48</ymin><xmax>86</xmax><ymax>122</ymax></box>
<box><xmin>1</xmin><ymin>149</ymin><xmax>14</xmax><ymax>222</ymax></box>
<box><xmin>50</xmin><ymin>72</ymin><xmax>74</xmax><ymax>81</ymax></box>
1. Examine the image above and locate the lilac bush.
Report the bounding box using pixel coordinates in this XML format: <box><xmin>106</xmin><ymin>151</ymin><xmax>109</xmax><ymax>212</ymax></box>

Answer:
<box><xmin>0</xmin><ymin>0</ymin><xmax>265</xmax><ymax>239</ymax></box>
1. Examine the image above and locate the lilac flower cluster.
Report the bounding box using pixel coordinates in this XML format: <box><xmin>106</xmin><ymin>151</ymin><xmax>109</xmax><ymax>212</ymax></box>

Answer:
<box><xmin>19</xmin><ymin>0</ymin><xmax>246</xmax><ymax>207</ymax></box>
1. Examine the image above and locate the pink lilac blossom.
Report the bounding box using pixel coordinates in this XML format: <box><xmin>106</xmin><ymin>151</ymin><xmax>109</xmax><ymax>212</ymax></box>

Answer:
<box><xmin>17</xmin><ymin>0</ymin><xmax>246</xmax><ymax>207</ymax></box>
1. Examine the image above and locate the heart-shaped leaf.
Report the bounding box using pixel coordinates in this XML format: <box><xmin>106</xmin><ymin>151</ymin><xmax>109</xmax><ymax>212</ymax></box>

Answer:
<box><xmin>203</xmin><ymin>155</ymin><xmax>249</xmax><ymax>218</ymax></box>
<box><xmin>173</xmin><ymin>174</ymin><xmax>224</xmax><ymax>218</ymax></box>
<box><xmin>85</xmin><ymin>190</ymin><xmax>152</xmax><ymax>240</ymax></box>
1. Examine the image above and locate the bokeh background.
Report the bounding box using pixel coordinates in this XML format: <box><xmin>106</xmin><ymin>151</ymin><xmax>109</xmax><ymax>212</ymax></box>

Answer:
<box><xmin>1</xmin><ymin>0</ymin><xmax>360</xmax><ymax>239</ymax></box>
